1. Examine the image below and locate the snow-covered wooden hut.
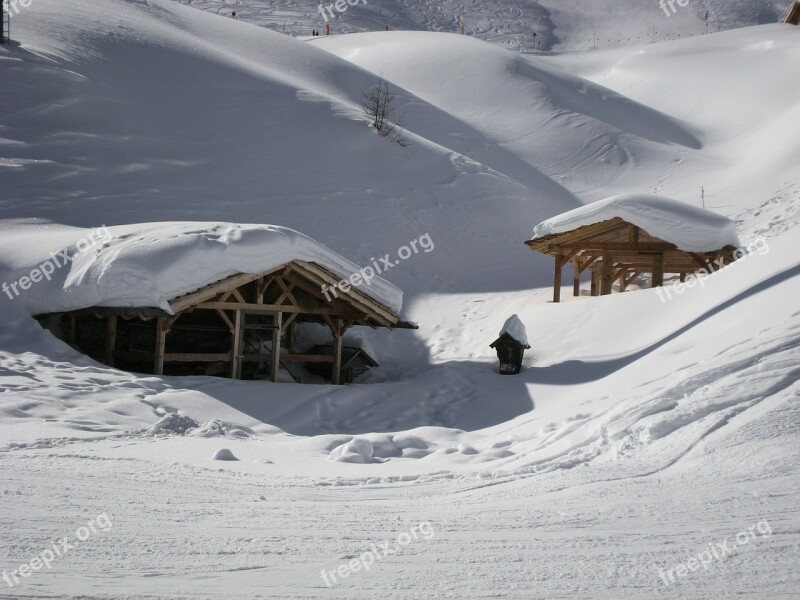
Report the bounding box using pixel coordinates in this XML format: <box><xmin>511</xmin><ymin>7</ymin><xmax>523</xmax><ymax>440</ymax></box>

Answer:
<box><xmin>785</xmin><ymin>1</ymin><xmax>800</xmax><ymax>25</ymax></box>
<box><xmin>28</xmin><ymin>223</ymin><xmax>415</xmax><ymax>384</ymax></box>
<box><xmin>525</xmin><ymin>194</ymin><xmax>740</xmax><ymax>302</ymax></box>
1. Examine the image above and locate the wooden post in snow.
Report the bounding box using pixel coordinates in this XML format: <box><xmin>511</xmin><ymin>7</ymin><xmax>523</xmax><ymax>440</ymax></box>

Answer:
<box><xmin>652</xmin><ymin>255</ymin><xmax>665</xmax><ymax>288</ymax></box>
<box><xmin>154</xmin><ymin>318</ymin><xmax>167</xmax><ymax>375</ymax></box>
<box><xmin>553</xmin><ymin>254</ymin><xmax>563</xmax><ymax>303</ymax></box>
<box><xmin>230</xmin><ymin>310</ymin><xmax>242</xmax><ymax>379</ymax></box>
<box><xmin>332</xmin><ymin>319</ymin><xmax>344</xmax><ymax>385</ymax></box>
<box><xmin>105</xmin><ymin>315</ymin><xmax>117</xmax><ymax>367</ymax></box>
<box><xmin>270</xmin><ymin>312</ymin><xmax>282</xmax><ymax>383</ymax></box>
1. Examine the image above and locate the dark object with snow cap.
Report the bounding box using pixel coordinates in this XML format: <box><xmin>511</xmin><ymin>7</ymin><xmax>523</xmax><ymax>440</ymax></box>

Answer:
<box><xmin>490</xmin><ymin>315</ymin><xmax>530</xmax><ymax>375</ymax></box>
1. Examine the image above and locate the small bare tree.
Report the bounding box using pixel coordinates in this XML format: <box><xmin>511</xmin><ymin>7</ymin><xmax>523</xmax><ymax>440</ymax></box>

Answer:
<box><xmin>362</xmin><ymin>77</ymin><xmax>407</xmax><ymax>145</ymax></box>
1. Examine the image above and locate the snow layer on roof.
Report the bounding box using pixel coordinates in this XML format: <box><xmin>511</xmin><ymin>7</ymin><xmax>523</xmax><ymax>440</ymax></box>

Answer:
<box><xmin>0</xmin><ymin>222</ymin><xmax>403</xmax><ymax>316</ymax></box>
<box><xmin>531</xmin><ymin>194</ymin><xmax>741</xmax><ymax>252</ymax></box>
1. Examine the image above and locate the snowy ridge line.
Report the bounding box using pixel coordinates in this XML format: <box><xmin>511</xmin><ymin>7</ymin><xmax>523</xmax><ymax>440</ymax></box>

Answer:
<box><xmin>172</xmin><ymin>0</ymin><xmax>788</xmax><ymax>52</ymax></box>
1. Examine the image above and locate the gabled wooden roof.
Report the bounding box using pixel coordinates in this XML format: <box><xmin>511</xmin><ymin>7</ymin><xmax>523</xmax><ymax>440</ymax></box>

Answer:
<box><xmin>526</xmin><ymin>217</ymin><xmax>678</xmax><ymax>254</ymax></box>
<box><xmin>166</xmin><ymin>260</ymin><xmax>415</xmax><ymax>329</ymax></box>
<box><xmin>57</xmin><ymin>260</ymin><xmax>417</xmax><ymax>330</ymax></box>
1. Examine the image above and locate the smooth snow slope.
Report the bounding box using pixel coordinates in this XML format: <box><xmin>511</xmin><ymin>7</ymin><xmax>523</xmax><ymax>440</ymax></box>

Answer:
<box><xmin>3</xmin><ymin>0</ymin><xmax>724</xmax><ymax>294</ymax></box>
<box><xmin>318</xmin><ymin>31</ymin><xmax>701</xmax><ymax>201</ymax></box>
<box><xmin>548</xmin><ymin>23</ymin><xmax>800</xmax><ymax>216</ymax></box>
<box><xmin>0</xmin><ymin>0</ymin><xmax>579</xmax><ymax>297</ymax></box>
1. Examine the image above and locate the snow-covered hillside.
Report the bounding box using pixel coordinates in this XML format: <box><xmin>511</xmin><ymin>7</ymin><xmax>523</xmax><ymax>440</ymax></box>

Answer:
<box><xmin>1</xmin><ymin>0</ymin><xmax>798</xmax><ymax>597</ymax></box>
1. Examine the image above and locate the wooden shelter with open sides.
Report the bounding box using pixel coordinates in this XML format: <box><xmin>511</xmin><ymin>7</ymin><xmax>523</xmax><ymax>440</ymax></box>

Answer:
<box><xmin>36</xmin><ymin>260</ymin><xmax>416</xmax><ymax>385</ymax></box>
<box><xmin>525</xmin><ymin>195</ymin><xmax>740</xmax><ymax>303</ymax></box>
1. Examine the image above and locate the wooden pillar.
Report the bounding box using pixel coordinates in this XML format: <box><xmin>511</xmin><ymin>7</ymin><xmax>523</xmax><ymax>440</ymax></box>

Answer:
<box><xmin>105</xmin><ymin>315</ymin><xmax>117</xmax><ymax>367</ymax></box>
<box><xmin>287</xmin><ymin>320</ymin><xmax>297</xmax><ymax>354</ymax></box>
<box><xmin>230</xmin><ymin>310</ymin><xmax>242</xmax><ymax>379</ymax></box>
<box><xmin>332</xmin><ymin>319</ymin><xmax>343</xmax><ymax>385</ymax></box>
<box><xmin>67</xmin><ymin>314</ymin><xmax>77</xmax><ymax>344</ymax></box>
<box><xmin>652</xmin><ymin>254</ymin><xmax>665</xmax><ymax>287</ymax></box>
<box><xmin>600</xmin><ymin>251</ymin><xmax>614</xmax><ymax>296</ymax></box>
<box><xmin>270</xmin><ymin>312</ymin><xmax>282</xmax><ymax>383</ymax></box>
<box><xmin>154</xmin><ymin>318</ymin><xmax>167</xmax><ymax>376</ymax></box>
<box><xmin>255</xmin><ymin>277</ymin><xmax>264</xmax><ymax>304</ymax></box>
<box><xmin>572</xmin><ymin>259</ymin><xmax>581</xmax><ymax>297</ymax></box>
<box><xmin>553</xmin><ymin>254</ymin><xmax>563</xmax><ymax>303</ymax></box>
<box><xmin>590</xmin><ymin>267</ymin><xmax>600</xmax><ymax>296</ymax></box>
<box><xmin>619</xmin><ymin>269</ymin><xmax>628</xmax><ymax>292</ymax></box>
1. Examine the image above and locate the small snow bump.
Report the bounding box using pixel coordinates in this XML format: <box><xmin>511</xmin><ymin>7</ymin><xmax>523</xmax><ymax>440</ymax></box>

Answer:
<box><xmin>211</xmin><ymin>448</ymin><xmax>239</xmax><ymax>461</ymax></box>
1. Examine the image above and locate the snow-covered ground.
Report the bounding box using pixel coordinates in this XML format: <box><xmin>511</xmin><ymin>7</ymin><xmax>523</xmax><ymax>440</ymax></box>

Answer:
<box><xmin>1</xmin><ymin>0</ymin><xmax>799</xmax><ymax>597</ymax></box>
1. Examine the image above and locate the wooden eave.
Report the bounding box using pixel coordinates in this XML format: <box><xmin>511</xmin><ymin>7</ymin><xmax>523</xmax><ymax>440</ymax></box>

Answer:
<box><xmin>525</xmin><ymin>217</ymin><xmax>735</xmax><ymax>259</ymax></box>
<box><xmin>165</xmin><ymin>261</ymin><xmax>408</xmax><ymax>330</ymax></box>
<box><xmin>37</xmin><ymin>261</ymin><xmax>417</xmax><ymax>330</ymax></box>
<box><xmin>785</xmin><ymin>0</ymin><xmax>800</xmax><ymax>24</ymax></box>
<box><xmin>525</xmin><ymin>218</ymin><xmax>677</xmax><ymax>254</ymax></box>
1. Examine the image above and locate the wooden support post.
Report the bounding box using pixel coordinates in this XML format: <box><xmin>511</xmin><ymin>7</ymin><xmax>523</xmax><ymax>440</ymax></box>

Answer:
<box><xmin>332</xmin><ymin>319</ymin><xmax>343</xmax><ymax>385</ymax></box>
<box><xmin>154</xmin><ymin>318</ymin><xmax>167</xmax><ymax>376</ymax></box>
<box><xmin>619</xmin><ymin>269</ymin><xmax>628</xmax><ymax>292</ymax></box>
<box><xmin>270</xmin><ymin>312</ymin><xmax>282</xmax><ymax>383</ymax></box>
<box><xmin>105</xmin><ymin>315</ymin><xmax>117</xmax><ymax>367</ymax></box>
<box><xmin>553</xmin><ymin>254</ymin><xmax>563</xmax><ymax>303</ymax></box>
<box><xmin>287</xmin><ymin>320</ymin><xmax>297</xmax><ymax>354</ymax></box>
<box><xmin>600</xmin><ymin>252</ymin><xmax>614</xmax><ymax>295</ymax></box>
<box><xmin>67</xmin><ymin>314</ymin><xmax>77</xmax><ymax>344</ymax></box>
<box><xmin>652</xmin><ymin>254</ymin><xmax>665</xmax><ymax>288</ymax></box>
<box><xmin>572</xmin><ymin>259</ymin><xmax>581</xmax><ymax>297</ymax></box>
<box><xmin>230</xmin><ymin>310</ymin><xmax>242</xmax><ymax>379</ymax></box>
<box><xmin>590</xmin><ymin>268</ymin><xmax>600</xmax><ymax>296</ymax></box>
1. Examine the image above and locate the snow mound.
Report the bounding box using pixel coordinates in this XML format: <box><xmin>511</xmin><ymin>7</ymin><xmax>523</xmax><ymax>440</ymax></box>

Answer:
<box><xmin>210</xmin><ymin>448</ymin><xmax>239</xmax><ymax>461</ymax></box>
<box><xmin>189</xmin><ymin>420</ymin><xmax>253</xmax><ymax>439</ymax></box>
<box><xmin>328</xmin><ymin>438</ymin><xmax>375</xmax><ymax>464</ymax></box>
<box><xmin>1</xmin><ymin>222</ymin><xmax>402</xmax><ymax>316</ymax></box>
<box><xmin>531</xmin><ymin>193</ymin><xmax>741</xmax><ymax>252</ymax></box>
<box><xmin>499</xmin><ymin>314</ymin><xmax>529</xmax><ymax>347</ymax></box>
<box><xmin>145</xmin><ymin>413</ymin><xmax>199</xmax><ymax>436</ymax></box>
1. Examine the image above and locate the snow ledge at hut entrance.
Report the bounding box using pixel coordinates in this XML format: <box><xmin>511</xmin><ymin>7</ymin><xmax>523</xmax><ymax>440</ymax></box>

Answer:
<box><xmin>531</xmin><ymin>193</ymin><xmax>741</xmax><ymax>253</ymax></box>
<box><xmin>0</xmin><ymin>222</ymin><xmax>403</xmax><ymax>316</ymax></box>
